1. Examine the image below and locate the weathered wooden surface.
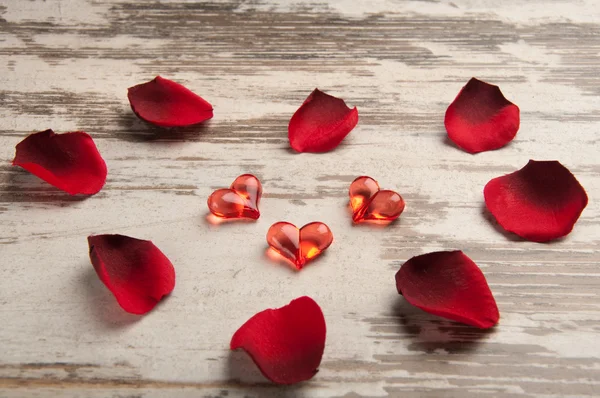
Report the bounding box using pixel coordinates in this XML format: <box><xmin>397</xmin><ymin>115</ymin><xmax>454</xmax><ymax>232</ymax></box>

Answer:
<box><xmin>1</xmin><ymin>0</ymin><xmax>599</xmax><ymax>397</ymax></box>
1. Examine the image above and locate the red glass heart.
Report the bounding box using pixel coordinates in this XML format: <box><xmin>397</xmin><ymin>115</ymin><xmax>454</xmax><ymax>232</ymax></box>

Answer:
<box><xmin>207</xmin><ymin>174</ymin><xmax>262</xmax><ymax>219</ymax></box>
<box><xmin>266</xmin><ymin>222</ymin><xmax>333</xmax><ymax>269</ymax></box>
<box><xmin>349</xmin><ymin>176</ymin><xmax>405</xmax><ymax>222</ymax></box>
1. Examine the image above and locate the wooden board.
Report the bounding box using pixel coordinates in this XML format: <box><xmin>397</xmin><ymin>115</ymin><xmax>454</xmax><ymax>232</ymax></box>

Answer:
<box><xmin>1</xmin><ymin>0</ymin><xmax>599</xmax><ymax>396</ymax></box>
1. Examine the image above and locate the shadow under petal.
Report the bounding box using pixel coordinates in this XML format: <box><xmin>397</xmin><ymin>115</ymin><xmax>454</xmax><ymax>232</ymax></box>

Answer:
<box><xmin>227</xmin><ymin>349</ymin><xmax>269</xmax><ymax>384</ymax></box>
<box><xmin>391</xmin><ymin>298</ymin><xmax>496</xmax><ymax>354</ymax></box>
<box><xmin>442</xmin><ymin>134</ymin><xmax>458</xmax><ymax>149</ymax></box>
<box><xmin>80</xmin><ymin>266</ymin><xmax>142</xmax><ymax>330</ymax></box>
<box><xmin>226</xmin><ymin>350</ymin><xmax>317</xmax><ymax>396</ymax></box>
<box><xmin>116</xmin><ymin>111</ymin><xmax>212</xmax><ymax>143</ymax></box>
<box><xmin>480</xmin><ymin>202</ymin><xmax>524</xmax><ymax>242</ymax></box>
<box><xmin>481</xmin><ymin>202</ymin><xmax>569</xmax><ymax>245</ymax></box>
<box><xmin>1</xmin><ymin>167</ymin><xmax>94</xmax><ymax>205</ymax></box>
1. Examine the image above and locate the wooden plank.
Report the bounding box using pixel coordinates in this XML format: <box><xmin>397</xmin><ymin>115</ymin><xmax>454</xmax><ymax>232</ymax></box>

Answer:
<box><xmin>0</xmin><ymin>0</ymin><xmax>599</xmax><ymax>396</ymax></box>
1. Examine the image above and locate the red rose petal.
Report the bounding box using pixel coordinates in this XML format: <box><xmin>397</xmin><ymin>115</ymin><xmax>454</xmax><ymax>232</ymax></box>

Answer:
<box><xmin>230</xmin><ymin>296</ymin><xmax>326</xmax><ymax>384</ymax></box>
<box><xmin>288</xmin><ymin>88</ymin><xmax>358</xmax><ymax>152</ymax></box>
<box><xmin>445</xmin><ymin>77</ymin><xmax>520</xmax><ymax>153</ymax></box>
<box><xmin>395</xmin><ymin>250</ymin><xmax>499</xmax><ymax>329</ymax></box>
<box><xmin>484</xmin><ymin>160</ymin><xmax>588</xmax><ymax>242</ymax></box>
<box><xmin>127</xmin><ymin>76</ymin><xmax>213</xmax><ymax>127</ymax></box>
<box><xmin>88</xmin><ymin>234</ymin><xmax>175</xmax><ymax>315</ymax></box>
<box><xmin>12</xmin><ymin>129</ymin><xmax>107</xmax><ymax>195</ymax></box>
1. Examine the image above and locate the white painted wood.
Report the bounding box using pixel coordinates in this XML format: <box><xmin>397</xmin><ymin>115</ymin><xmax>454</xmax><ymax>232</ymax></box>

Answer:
<box><xmin>1</xmin><ymin>0</ymin><xmax>599</xmax><ymax>396</ymax></box>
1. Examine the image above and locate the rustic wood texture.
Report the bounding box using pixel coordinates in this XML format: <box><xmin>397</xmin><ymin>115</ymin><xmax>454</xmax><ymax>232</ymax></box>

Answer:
<box><xmin>1</xmin><ymin>0</ymin><xmax>599</xmax><ymax>397</ymax></box>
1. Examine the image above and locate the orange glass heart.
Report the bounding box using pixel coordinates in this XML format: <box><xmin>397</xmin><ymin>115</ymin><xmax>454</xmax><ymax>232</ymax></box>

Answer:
<box><xmin>349</xmin><ymin>176</ymin><xmax>405</xmax><ymax>222</ymax></box>
<box><xmin>266</xmin><ymin>222</ymin><xmax>333</xmax><ymax>269</ymax></box>
<box><xmin>207</xmin><ymin>174</ymin><xmax>262</xmax><ymax>219</ymax></box>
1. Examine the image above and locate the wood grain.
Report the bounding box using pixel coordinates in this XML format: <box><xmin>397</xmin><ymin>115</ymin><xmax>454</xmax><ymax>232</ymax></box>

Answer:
<box><xmin>1</xmin><ymin>0</ymin><xmax>599</xmax><ymax>397</ymax></box>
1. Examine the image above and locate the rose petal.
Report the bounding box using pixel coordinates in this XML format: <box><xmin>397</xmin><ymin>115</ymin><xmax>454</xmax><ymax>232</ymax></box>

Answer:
<box><xmin>445</xmin><ymin>78</ymin><xmax>520</xmax><ymax>153</ymax></box>
<box><xmin>127</xmin><ymin>76</ymin><xmax>213</xmax><ymax>127</ymax></box>
<box><xmin>88</xmin><ymin>234</ymin><xmax>175</xmax><ymax>315</ymax></box>
<box><xmin>484</xmin><ymin>160</ymin><xmax>588</xmax><ymax>242</ymax></box>
<box><xmin>230</xmin><ymin>296</ymin><xmax>326</xmax><ymax>384</ymax></box>
<box><xmin>288</xmin><ymin>88</ymin><xmax>358</xmax><ymax>152</ymax></box>
<box><xmin>395</xmin><ymin>250</ymin><xmax>499</xmax><ymax>329</ymax></box>
<box><xmin>12</xmin><ymin>129</ymin><xmax>107</xmax><ymax>195</ymax></box>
